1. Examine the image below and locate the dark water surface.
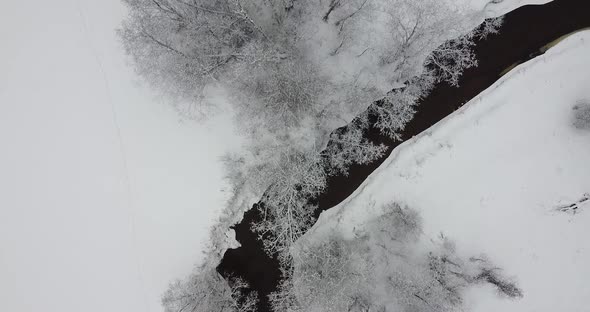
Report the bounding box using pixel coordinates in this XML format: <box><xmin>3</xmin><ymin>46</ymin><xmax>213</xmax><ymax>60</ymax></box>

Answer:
<box><xmin>217</xmin><ymin>1</ymin><xmax>590</xmax><ymax>310</ymax></box>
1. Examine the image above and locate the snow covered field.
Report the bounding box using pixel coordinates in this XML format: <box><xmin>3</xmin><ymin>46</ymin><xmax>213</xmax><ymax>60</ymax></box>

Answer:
<box><xmin>0</xmin><ymin>1</ymin><xmax>239</xmax><ymax>312</ymax></box>
<box><xmin>309</xmin><ymin>30</ymin><xmax>590</xmax><ymax>311</ymax></box>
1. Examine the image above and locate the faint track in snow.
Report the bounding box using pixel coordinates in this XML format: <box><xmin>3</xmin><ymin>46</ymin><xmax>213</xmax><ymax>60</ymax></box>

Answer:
<box><xmin>72</xmin><ymin>1</ymin><xmax>151</xmax><ymax>310</ymax></box>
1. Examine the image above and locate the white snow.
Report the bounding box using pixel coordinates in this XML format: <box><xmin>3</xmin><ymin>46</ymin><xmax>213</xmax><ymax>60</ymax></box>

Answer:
<box><xmin>0</xmin><ymin>1</ymin><xmax>240</xmax><ymax>312</ymax></box>
<box><xmin>486</xmin><ymin>0</ymin><xmax>553</xmax><ymax>17</ymax></box>
<box><xmin>309</xmin><ymin>30</ymin><xmax>590</xmax><ymax>311</ymax></box>
<box><xmin>461</xmin><ymin>0</ymin><xmax>553</xmax><ymax>18</ymax></box>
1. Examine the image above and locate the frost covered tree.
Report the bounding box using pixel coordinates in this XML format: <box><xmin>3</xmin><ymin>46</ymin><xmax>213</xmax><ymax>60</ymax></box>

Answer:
<box><xmin>323</xmin><ymin>116</ymin><xmax>388</xmax><ymax>176</ymax></box>
<box><xmin>426</xmin><ymin>17</ymin><xmax>503</xmax><ymax>86</ymax></box>
<box><xmin>162</xmin><ymin>268</ymin><xmax>258</xmax><ymax>312</ymax></box>
<box><xmin>248</xmin><ymin>149</ymin><xmax>327</xmax><ymax>263</ymax></box>
<box><xmin>368</xmin><ymin>75</ymin><xmax>434</xmax><ymax>140</ymax></box>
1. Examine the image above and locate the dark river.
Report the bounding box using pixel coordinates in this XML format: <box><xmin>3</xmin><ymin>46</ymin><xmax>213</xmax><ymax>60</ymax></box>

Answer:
<box><xmin>217</xmin><ymin>0</ymin><xmax>590</xmax><ymax>310</ymax></box>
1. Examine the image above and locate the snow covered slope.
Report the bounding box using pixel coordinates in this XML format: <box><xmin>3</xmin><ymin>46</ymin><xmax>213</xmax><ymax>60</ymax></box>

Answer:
<box><xmin>310</xmin><ymin>30</ymin><xmax>590</xmax><ymax>311</ymax></box>
<box><xmin>464</xmin><ymin>0</ymin><xmax>553</xmax><ymax>17</ymax></box>
<box><xmin>0</xmin><ymin>1</ymin><xmax>239</xmax><ymax>312</ymax></box>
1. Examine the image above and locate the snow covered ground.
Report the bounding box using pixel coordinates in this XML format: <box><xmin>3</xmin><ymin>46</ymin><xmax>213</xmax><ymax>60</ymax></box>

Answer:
<box><xmin>309</xmin><ymin>30</ymin><xmax>590</xmax><ymax>311</ymax></box>
<box><xmin>0</xmin><ymin>1</ymin><xmax>239</xmax><ymax>312</ymax></box>
<box><xmin>473</xmin><ymin>0</ymin><xmax>553</xmax><ymax>17</ymax></box>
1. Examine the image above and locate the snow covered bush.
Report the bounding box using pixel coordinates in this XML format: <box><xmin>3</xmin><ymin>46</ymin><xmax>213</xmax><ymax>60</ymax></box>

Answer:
<box><xmin>276</xmin><ymin>202</ymin><xmax>522</xmax><ymax>312</ymax></box>
<box><xmin>470</xmin><ymin>258</ymin><xmax>524</xmax><ymax>298</ymax></box>
<box><xmin>554</xmin><ymin>193</ymin><xmax>590</xmax><ymax>215</ymax></box>
<box><xmin>270</xmin><ymin>234</ymin><xmax>372</xmax><ymax>312</ymax></box>
<box><xmin>387</xmin><ymin>237</ymin><xmax>522</xmax><ymax>312</ymax></box>
<box><xmin>572</xmin><ymin>100</ymin><xmax>590</xmax><ymax>130</ymax></box>
<box><xmin>376</xmin><ymin>201</ymin><xmax>423</xmax><ymax>241</ymax></box>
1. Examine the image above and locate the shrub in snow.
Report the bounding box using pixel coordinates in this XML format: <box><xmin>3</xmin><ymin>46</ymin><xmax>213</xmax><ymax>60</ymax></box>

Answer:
<box><xmin>374</xmin><ymin>201</ymin><xmax>423</xmax><ymax>242</ymax></box>
<box><xmin>554</xmin><ymin>193</ymin><xmax>590</xmax><ymax>215</ymax></box>
<box><xmin>472</xmin><ymin>265</ymin><xmax>524</xmax><ymax>298</ymax></box>
<box><xmin>572</xmin><ymin>100</ymin><xmax>590</xmax><ymax>130</ymax></box>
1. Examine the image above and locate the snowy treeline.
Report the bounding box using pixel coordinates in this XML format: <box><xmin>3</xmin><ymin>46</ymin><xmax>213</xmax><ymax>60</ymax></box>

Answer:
<box><xmin>119</xmin><ymin>0</ymin><xmax>505</xmax><ymax>311</ymax></box>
